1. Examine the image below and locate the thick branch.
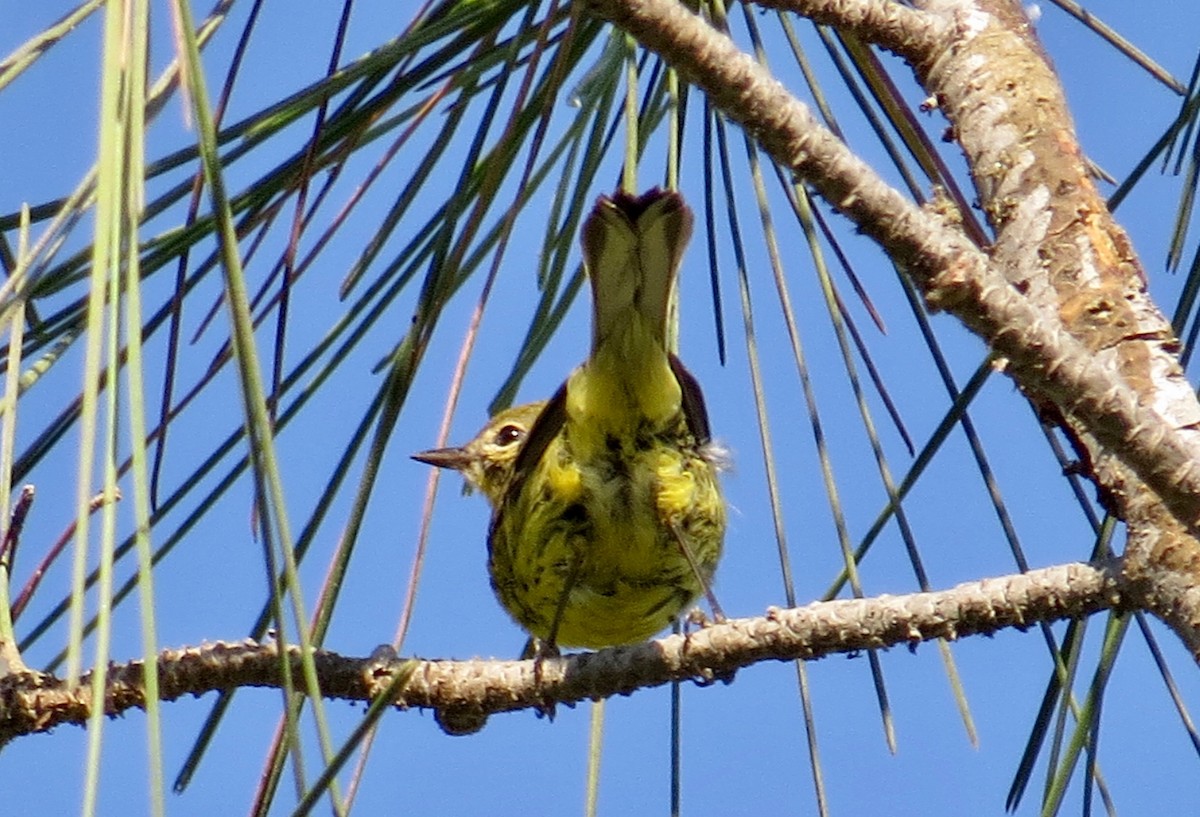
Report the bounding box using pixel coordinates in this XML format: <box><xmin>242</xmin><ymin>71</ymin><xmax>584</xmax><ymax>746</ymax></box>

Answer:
<box><xmin>908</xmin><ymin>0</ymin><xmax>1200</xmax><ymax>632</ymax></box>
<box><xmin>0</xmin><ymin>563</ymin><xmax>1118</xmax><ymax>740</ymax></box>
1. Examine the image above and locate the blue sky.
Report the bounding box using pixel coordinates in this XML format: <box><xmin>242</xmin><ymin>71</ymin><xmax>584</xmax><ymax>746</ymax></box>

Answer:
<box><xmin>3</xmin><ymin>1</ymin><xmax>1200</xmax><ymax>814</ymax></box>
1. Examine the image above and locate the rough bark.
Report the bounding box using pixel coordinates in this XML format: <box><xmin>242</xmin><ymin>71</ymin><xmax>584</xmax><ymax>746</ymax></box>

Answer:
<box><xmin>911</xmin><ymin>0</ymin><xmax>1200</xmax><ymax>647</ymax></box>
<box><xmin>0</xmin><ymin>562</ymin><xmax>1118</xmax><ymax>739</ymax></box>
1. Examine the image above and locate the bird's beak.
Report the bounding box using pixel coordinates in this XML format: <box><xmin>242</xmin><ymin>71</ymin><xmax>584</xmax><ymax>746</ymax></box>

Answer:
<box><xmin>411</xmin><ymin>446</ymin><xmax>471</xmax><ymax>471</ymax></box>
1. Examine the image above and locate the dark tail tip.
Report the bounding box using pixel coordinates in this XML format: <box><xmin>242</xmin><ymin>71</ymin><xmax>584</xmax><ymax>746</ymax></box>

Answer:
<box><xmin>602</xmin><ymin>187</ymin><xmax>681</xmax><ymax>221</ymax></box>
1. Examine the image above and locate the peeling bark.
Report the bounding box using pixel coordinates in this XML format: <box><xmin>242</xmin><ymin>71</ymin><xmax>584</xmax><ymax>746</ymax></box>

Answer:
<box><xmin>911</xmin><ymin>0</ymin><xmax>1200</xmax><ymax>643</ymax></box>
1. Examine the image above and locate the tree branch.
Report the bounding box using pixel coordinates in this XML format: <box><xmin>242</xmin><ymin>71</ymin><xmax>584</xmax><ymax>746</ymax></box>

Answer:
<box><xmin>0</xmin><ymin>562</ymin><xmax>1119</xmax><ymax>739</ymax></box>
<box><xmin>751</xmin><ymin>0</ymin><xmax>947</xmax><ymax>62</ymax></box>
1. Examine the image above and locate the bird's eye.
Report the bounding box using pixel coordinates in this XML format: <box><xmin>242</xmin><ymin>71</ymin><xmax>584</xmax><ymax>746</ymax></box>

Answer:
<box><xmin>494</xmin><ymin>424</ymin><xmax>525</xmax><ymax>447</ymax></box>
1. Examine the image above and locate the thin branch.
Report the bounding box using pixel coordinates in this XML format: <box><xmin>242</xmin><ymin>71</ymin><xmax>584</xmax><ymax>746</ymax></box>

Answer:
<box><xmin>0</xmin><ymin>562</ymin><xmax>1120</xmax><ymax>739</ymax></box>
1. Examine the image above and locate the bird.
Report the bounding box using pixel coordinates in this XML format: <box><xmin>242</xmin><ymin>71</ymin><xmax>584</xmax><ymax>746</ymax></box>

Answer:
<box><xmin>414</xmin><ymin>188</ymin><xmax>726</xmax><ymax>650</ymax></box>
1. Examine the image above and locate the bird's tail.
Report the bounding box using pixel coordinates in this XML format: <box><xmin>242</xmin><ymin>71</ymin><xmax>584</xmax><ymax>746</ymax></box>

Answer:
<box><xmin>581</xmin><ymin>188</ymin><xmax>694</xmax><ymax>353</ymax></box>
